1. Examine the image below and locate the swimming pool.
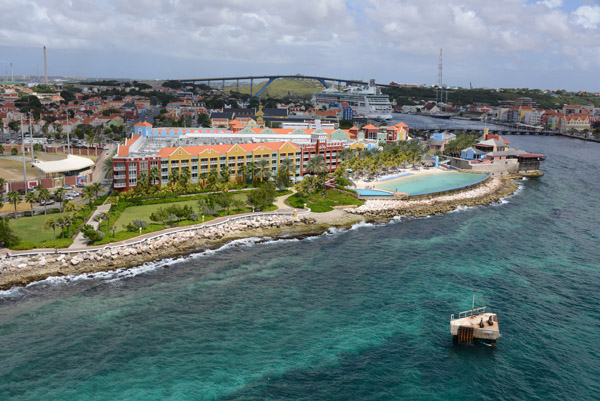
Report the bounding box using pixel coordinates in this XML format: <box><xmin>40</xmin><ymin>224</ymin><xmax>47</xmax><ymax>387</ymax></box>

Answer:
<box><xmin>375</xmin><ymin>172</ymin><xmax>489</xmax><ymax>196</ymax></box>
<box><xmin>355</xmin><ymin>189</ymin><xmax>394</xmax><ymax>197</ymax></box>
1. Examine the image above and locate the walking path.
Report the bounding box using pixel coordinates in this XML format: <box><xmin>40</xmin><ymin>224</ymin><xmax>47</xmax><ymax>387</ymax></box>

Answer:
<box><xmin>69</xmin><ymin>204</ymin><xmax>112</xmax><ymax>249</ymax></box>
<box><xmin>274</xmin><ymin>190</ymin><xmax>296</xmax><ymax>210</ymax></box>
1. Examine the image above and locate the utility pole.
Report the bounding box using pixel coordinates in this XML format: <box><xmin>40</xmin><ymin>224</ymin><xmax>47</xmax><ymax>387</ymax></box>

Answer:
<box><xmin>29</xmin><ymin>114</ymin><xmax>34</xmax><ymax>162</ymax></box>
<box><xmin>21</xmin><ymin>116</ymin><xmax>27</xmax><ymax>183</ymax></box>
<box><xmin>66</xmin><ymin>111</ymin><xmax>70</xmax><ymax>155</ymax></box>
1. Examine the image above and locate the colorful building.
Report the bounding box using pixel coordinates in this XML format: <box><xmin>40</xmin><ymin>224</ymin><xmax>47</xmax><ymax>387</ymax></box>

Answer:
<box><xmin>113</xmin><ymin>138</ymin><xmax>302</xmax><ymax>191</ymax></box>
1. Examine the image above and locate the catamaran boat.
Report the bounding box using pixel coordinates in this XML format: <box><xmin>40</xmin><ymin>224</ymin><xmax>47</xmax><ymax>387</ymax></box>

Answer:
<box><xmin>311</xmin><ymin>84</ymin><xmax>393</xmax><ymax>120</ymax></box>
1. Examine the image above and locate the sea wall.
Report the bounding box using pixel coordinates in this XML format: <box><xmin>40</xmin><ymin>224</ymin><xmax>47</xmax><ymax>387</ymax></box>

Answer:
<box><xmin>348</xmin><ymin>178</ymin><xmax>518</xmax><ymax>219</ymax></box>
<box><xmin>0</xmin><ymin>214</ymin><xmax>317</xmax><ymax>290</ymax></box>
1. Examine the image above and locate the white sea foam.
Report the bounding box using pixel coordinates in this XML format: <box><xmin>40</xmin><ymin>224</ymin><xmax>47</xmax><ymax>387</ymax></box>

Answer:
<box><xmin>449</xmin><ymin>205</ymin><xmax>472</xmax><ymax>213</ymax></box>
<box><xmin>350</xmin><ymin>220</ymin><xmax>375</xmax><ymax>230</ymax></box>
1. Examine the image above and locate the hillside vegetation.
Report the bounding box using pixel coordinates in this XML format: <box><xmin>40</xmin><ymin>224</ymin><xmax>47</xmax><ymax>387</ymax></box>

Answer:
<box><xmin>231</xmin><ymin>78</ymin><xmax>331</xmax><ymax>98</ymax></box>
<box><xmin>383</xmin><ymin>86</ymin><xmax>600</xmax><ymax>109</ymax></box>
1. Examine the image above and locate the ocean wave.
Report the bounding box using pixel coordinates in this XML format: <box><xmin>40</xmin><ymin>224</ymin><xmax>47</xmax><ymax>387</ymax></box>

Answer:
<box><xmin>350</xmin><ymin>220</ymin><xmax>375</xmax><ymax>230</ymax></box>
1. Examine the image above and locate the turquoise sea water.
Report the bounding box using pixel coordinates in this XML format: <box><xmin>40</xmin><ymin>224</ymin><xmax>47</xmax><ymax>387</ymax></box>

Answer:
<box><xmin>375</xmin><ymin>171</ymin><xmax>489</xmax><ymax>195</ymax></box>
<box><xmin>1</xmin><ymin>136</ymin><xmax>599</xmax><ymax>400</ymax></box>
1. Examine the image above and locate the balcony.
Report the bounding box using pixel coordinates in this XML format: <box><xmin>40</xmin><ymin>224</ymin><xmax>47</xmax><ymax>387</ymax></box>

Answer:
<box><xmin>114</xmin><ymin>181</ymin><xmax>126</xmax><ymax>188</ymax></box>
<box><xmin>114</xmin><ymin>165</ymin><xmax>126</xmax><ymax>172</ymax></box>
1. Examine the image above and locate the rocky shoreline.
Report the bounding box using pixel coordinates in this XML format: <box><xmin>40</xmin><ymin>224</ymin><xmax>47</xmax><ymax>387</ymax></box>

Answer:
<box><xmin>348</xmin><ymin>177</ymin><xmax>518</xmax><ymax>219</ymax></box>
<box><xmin>0</xmin><ymin>178</ymin><xmax>519</xmax><ymax>292</ymax></box>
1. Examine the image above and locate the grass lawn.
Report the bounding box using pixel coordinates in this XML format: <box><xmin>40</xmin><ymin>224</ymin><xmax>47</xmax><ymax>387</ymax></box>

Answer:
<box><xmin>9</xmin><ymin>212</ymin><xmax>66</xmax><ymax>243</ymax></box>
<box><xmin>286</xmin><ymin>189</ymin><xmax>364</xmax><ymax>213</ymax></box>
<box><xmin>114</xmin><ymin>192</ymin><xmax>251</xmax><ymax>230</ymax></box>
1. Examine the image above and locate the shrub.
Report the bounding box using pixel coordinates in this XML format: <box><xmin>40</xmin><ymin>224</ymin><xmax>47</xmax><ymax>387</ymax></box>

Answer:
<box><xmin>81</xmin><ymin>224</ymin><xmax>104</xmax><ymax>243</ymax></box>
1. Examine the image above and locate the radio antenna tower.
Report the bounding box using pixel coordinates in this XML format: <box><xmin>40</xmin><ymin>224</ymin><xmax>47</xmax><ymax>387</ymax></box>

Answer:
<box><xmin>438</xmin><ymin>48</ymin><xmax>443</xmax><ymax>88</ymax></box>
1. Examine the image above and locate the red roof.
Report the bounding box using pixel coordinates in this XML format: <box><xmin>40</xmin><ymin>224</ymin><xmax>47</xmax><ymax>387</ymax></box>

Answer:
<box><xmin>117</xmin><ymin>134</ymin><xmax>142</xmax><ymax>157</ymax></box>
<box><xmin>362</xmin><ymin>124</ymin><xmax>377</xmax><ymax>130</ymax></box>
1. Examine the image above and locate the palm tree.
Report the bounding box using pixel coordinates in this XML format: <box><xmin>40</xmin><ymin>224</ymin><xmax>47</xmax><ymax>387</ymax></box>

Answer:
<box><xmin>198</xmin><ymin>172</ymin><xmax>208</xmax><ymax>189</ymax></box>
<box><xmin>90</xmin><ymin>182</ymin><xmax>103</xmax><ymax>200</ymax></box>
<box><xmin>148</xmin><ymin>166</ymin><xmax>160</xmax><ymax>186</ymax></box>
<box><xmin>257</xmin><ymin>159</ymin><xmax>270</xmax><ymax>182</ymax></box>
<box><xmin>25</xmin><ymin>191</ymin><xmax>37</xmax><ymax>214</ymax></box>
<box><xmin>37</xmin><ymin>187</ymin><xmax>51</xmax><ymax>215</ymax></box>
<box><xmin>7</xmin><ymin>191</ymin><xmax>21</xmax><ymax>218</ymax></box>
<box><xmin>168</xmin><ymin>169</ymin><xmax>180</xmax><ymax>192</ymax></box>
<box><xmin>0</xmin><ymin>178</ymin><xmax>6</xmax><ymax>199</ymax></box>
<box><xmin>102</xmin><ymin>156</ymin><xmax>113</xmax><ymax>178</ymax></box>
<box><xmin>207</xmin><ymin>168</ymin><xmax>219</xmax><ymax>191</ymax></box>
<box><xmin>179</xmin><ymin>168</ymin><xmax>191</xmax><ymax>191</ymax></box>
<box><xmin>56</xmin><ymin>216</ymin><xmax>67</xmax><ymax>239</ymax></box>
<box><xmin>43</xmin><ymin>217</ymin><xmax>58</xmax><ymax>241</ymax></box>
<box><xmin>280</xmin><ymin>158</ymin><xmax>294</xmax><ymax>176</ymax></box>
<box><xmin>138</xmin><ymin>172</ymin><xmax>149</xmax><ymax>188</ymax></box>
<box><xmin>82</xmin><ymin>185</ymin><xmax>96</xmax><ymax>206</ymax></box>
<box><xmin>93</xmin><ymin>211</ymin><xmax>111</xmax><ymax>235</ymax></box>
<box><xmin>307</xmin><ymin>154</ymin><xmax>327</xmax><ymax>175</ymax></box>
<box><xmin>54</xmin><ymin>187</ymin><xmax>66</xmax><ymax>212</ymax></box>
<box><xmin>219</xmin><ymin>165</ymin><xmax>231</xmax><ymax>188</ymax></box>
<box><xmin>246</xmin><ymin>162</ymin><xmax>258</xmax><ymax>184</ymax></box>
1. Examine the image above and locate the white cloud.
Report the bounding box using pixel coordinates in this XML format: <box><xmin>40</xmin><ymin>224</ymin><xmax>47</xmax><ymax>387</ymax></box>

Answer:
<box><xmin>537</xmin><ymin>0</ymin><xmax>563</xmax><ymax>9</ymax></box>
<box><xmin>571</xmin><ymin>5</ymin><xmax>600</xmax><ymax>29</ymax></box>
<box><xmin>3</xmin><ymin>0</ymin><xmax>600</xmax><ymax>89</ymax></box>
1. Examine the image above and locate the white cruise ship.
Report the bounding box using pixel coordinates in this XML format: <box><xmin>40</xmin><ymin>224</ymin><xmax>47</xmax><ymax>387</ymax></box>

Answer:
<box><xmin>311</xmin><ymin>84</ymin><xmax>393</xmax><ymax>120</ymax></box>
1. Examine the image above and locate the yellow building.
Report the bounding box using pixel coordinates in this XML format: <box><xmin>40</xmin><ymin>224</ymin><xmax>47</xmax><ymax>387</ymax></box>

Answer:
<box><xmin>155</xmin><ymin>141</ymin><xmax>301</xmax><ymax>185</ymax></box>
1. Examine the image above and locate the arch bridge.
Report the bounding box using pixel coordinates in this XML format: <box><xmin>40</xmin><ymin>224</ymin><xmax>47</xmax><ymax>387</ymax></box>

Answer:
<box><xmin>178</xmin><ymin>75</ymin><xmax>397</xmax><ymax>97</ymax></box>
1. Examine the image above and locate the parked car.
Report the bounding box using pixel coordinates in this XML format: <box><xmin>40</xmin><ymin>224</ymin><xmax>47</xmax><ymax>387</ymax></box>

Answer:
<box><xmin>62</xmin><ymin>185</ymin><xmax>74</xmax><ymax>190</ymax></box>
<box><xmin>76</xmin><ymin>183</ymin><xmax>86</xmax><ymax>188</ymax></box>
<box><xmin>70</xmin><ymin>191</ymin><xmax>80</xmax><ymax>197</ymax></box>
<box><xmin>40</xmin><ymin>200</ymin><xmax>55</xmax><ymax>206</ymax></box>
<box><xmin>63</xmin><ymin>195</ymin><xmax>74</xmax><ymax>201</ymax></box>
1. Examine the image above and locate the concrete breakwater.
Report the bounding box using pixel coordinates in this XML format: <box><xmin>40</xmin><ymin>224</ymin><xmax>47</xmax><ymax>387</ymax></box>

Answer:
<box><xmin>347</xmin><ymin>178</ymin><xmax>518</xmax><ymax>219</ymax></box>
<box><xmin>0</xmin><ymin>214</ymin><xmax>317</xmax><ymax>291</ymax></box>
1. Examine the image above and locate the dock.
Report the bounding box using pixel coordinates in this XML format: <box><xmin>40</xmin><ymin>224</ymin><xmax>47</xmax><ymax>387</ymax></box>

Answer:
<box><xmin>450</xmin><ymin>306</ymin><xmax>499</xmax><ymax>346</ymax></box>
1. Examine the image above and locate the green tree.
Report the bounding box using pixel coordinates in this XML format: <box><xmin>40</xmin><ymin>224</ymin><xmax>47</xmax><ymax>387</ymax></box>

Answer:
<box><xmin>212</xmin><ymin>192</ymin><xmax>233</xmax><ymax>215</ymax></box>
<box><xmin>54</xmin><ymin>187</ymin><xmax>66</xmax><ymax>212</ymax></box>
<box><xmin>179</xmin><ymin>168</ymin><xmax>191</xmax><ymax>191</ymax></box>
<box><xmin>207</xmin><ymin>168</ymin><xmax>220</xmax><ymax>191</ymax></box>
<box><xmin>8</xmin><ymin>120</ymin><xmax>20</xmax><ymax>133</ymax></box>
<box><xmin>168</xmin><ymin>169</ymin><xmax>180</xmax><ymax>191</ymax></box>
<box><xmin>93</xmin><ymin>211</ymin><xmax>111</xmax><ymax>235</ymax></box>
<box><xmin>257</xmin><ymin>159</ymin><xmax>271</xmax><ymax>182</ymax></box>
<box><xmin>37</xmin><ymin>187</ymin><xmax>51</xmax><ymax>215</ymax></box>
<box><xmin>306</xmin><ymin>154</ymin><xmax>327</xmax><ymax>175</ymax></box>
<box><xmin>7</xmin><ymin>191</ymin><xmax>22</xmax><ymax>218</ymax></box>
<box><xmin>82</xmin><ymin>185</ymin><xmax>96</xmax><ymax>205</ymax></box>
<box><xmin>246</xmin><ymin>182</ymin><xmax>276</xmax><ymax>211</ymax></box>
<box><xmin>219</xmin><ymin>165</ymin><xmax>231</xmax><ymax>187</ymax></box>
<box><xmin>42</xmin><ymin>217</ymin><xmax>58</xmax><ymax>241</ymax></box>
<box><xmin>102</xmin><ymin>156</ymin><xmax>113</xmax><ymax>178</ymax></box>
<box><xmin>11</xmin><ymin>148</ymin><xmax>18</xmax><ymax>156</ymax></box>
<box><xmin>0</xmin><ymin>218</ymin><xmax>20</xmax><ymax>247</ymax></box>
<box><xmin>149</xmin><ymin>166</ymin><xmax>160</xmax><ymax>186</ymax></box>
<box><xmin>25</xmin><ymin>191</ymin><xmax>37</xmax><ymax>214</ymax></box>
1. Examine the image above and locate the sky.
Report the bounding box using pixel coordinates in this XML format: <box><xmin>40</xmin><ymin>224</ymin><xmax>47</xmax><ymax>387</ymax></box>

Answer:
<box><xmin>1</xmin><ymin>0</ymin><xmax>600</xmax><ymax>91</ymax></box>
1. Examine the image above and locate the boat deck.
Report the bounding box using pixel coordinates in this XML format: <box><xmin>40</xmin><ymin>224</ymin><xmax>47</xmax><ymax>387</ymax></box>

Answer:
<box><xmin>450</xmin><ymin>308</ymin><xmax>500</xmax><ymax>342</ymax></box>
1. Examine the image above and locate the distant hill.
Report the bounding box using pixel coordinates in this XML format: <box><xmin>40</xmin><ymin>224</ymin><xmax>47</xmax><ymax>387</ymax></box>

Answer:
<box><xmin>383</xmin><ymin>86</ymin><xmax>600</xmax><ymax>109</ymax></box>
<box><xmin>230</xmin><ymin>78</ymin><xmax>332</xmax><ymax>98</ymax></box>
